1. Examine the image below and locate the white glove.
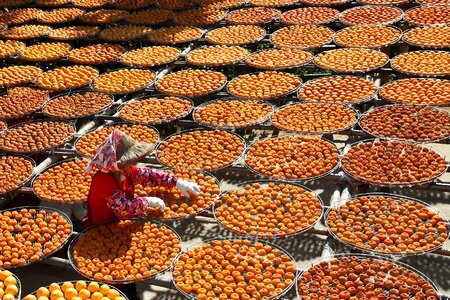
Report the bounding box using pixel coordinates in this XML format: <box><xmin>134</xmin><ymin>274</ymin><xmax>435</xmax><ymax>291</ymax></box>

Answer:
<box><xmin>144</xmin><ymin>197</ymin><xmax>165</xmax><ymax>211</ymax></box>
<box><xmin>176</xmin><ymin>179</ymin><xmax>201</xmax><ymax>198</ymax></box>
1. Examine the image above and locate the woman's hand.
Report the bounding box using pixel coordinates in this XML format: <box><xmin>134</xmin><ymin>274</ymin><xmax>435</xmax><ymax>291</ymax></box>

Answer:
<box><xmin>176</xmin><ymin>179</ymin><xmax>201</xmax><ymax>198</ymax></box>
<box><xmin>144</xmin><ymin>197</ymin><xmax>165</xmax><ymax>211</ymax></box>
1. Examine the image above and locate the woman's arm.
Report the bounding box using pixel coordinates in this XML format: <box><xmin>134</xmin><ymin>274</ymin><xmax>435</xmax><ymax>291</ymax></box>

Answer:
<box><xmin>130</xmin><ymin>166</ymin><xmax>201</xmax><ymax>199</ymax></box>
<box><xmin>131</xmin><ymin>166</ymin><xmax>178</xmax><ymax>188</ymax></box>
<box><xmin>106</xmin><ymin>190</ymin><xmax>148</xmax><ymax>219</ymax></box>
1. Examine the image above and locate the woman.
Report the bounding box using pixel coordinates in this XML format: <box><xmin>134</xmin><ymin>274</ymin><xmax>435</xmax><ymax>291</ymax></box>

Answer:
<box><xmin>83</xmin><ymin>128</ymin><xmax>200</xmax><ymax>226</ymax></box>
<box><xmin>82</xmin><ymin>129</ymin><xmax>199</xmax><ymax>299</ymax></box>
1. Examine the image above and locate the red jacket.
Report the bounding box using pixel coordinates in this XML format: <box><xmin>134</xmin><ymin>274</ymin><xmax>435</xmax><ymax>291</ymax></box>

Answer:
<box><xmin>82</xmin><ymin>167</ymin><xmax>177</xmax><ymax>229</ymax></box>
<box><xmin>82</xmin><ymin>171</ymin><xmax>119</xmax><ymax>229</ymax></box>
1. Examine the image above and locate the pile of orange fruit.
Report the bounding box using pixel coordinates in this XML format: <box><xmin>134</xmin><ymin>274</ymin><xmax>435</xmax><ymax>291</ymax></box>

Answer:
<box><xmin>173</xmin><ymin>7</ymin><xmax>225</xmax><ymax>26</ymax></box>
<box><xmin>23</xmin><ymin>281</ymin><xmax>125</xmax><ymax>300</ymax></box>
<box><xmin>73</xmin><ymin>0</ymin><xmax>112</xmax><ymax>8</ymax></box>
<box><xmin>1</xmin><ymin>7</ymin><xmax>42</xmax><ymax>25</ymax></box>
<box><xmin>33</xmin><ymin>159</ymin><xmax>95</xmax><ymax>203</ymax></box>
<box><xmin>36</xmin><ymin>0</ymin><xmax>71</xmax><ymax>6</ymax></box>
<box><xmin>301</xmin><ymin>0</ymin><xmax>350</xmax><ymax>5</ymax></box>
<box><xmin>72</xmin><ymin>220</ymin><xmax>181</xmax><ymax>282</ymax></box>
<box><xmin>93</xmin><ymin>69</ymin><xmax>156</xmax><ymax>94</ymax></box>
<box><xmin>47</xmin><ymin>26</ymin><xmax>99</xmax><ymax>41</ymax></box>
<box><xmin>99</xmin><ymin>25</ymin><xmax>151</xmax><ymax>42</ymax></box>
<box><xmin>0</xmin><ymin>65</ymin><xmax>42</xmax><ymax>87</ymax></box>
<box><xmin>227</xmin><ymin>71</ymin><xmax>301</xmax><ymax>100</ymax></box>
<box><xmin>79</xmin><ymin>9</ymin><xmax>128</xmax><ymax>25</ymax></box>
<box><xmin>360</xmin><ymin>105</ymin><xmax>450</xmax><ymax>142</ymax></box>
<box><xmin>342</xmin><ymin>140</ymin><xmax>447</xmax><ymax>185</ymax></box>
<box><xmin>37</xmin><ymin>7</ymin><xmax>85</xmax><ymax>24</ymax></box>
<box><xmin>18</xmin><ymin>42</ymin><xmax>71</xmax><ymax>62</ymax></box>
<box><xmin>226</xmin><ymin>7</ymin><xmax>280</xmax><ymax>25</ymax></box>
<box><xmin>0</xmin><ymin>40</ymin><xmax>24</xmax><ymax>59</ymax></box>
<box><xmin>0</xmin><ymin>207</ymin><xmax>72</xmax><ymax>268</ymax></box>
<box><xmin>334</xmin><ymin>25</ymin><xmax>401</xmax><ymax>48</ymax></box>
<box><xmin>155</xmin><ymin>0</ymin><xmax>195</xmax><ymax>10</ymax></box>
<box><xmin>0</xmin><ymin>0</ymin><xmax>32</xmax><ymax>6</ymax></box>
<box><xmin>136</xmin><ymin>169</ymin><xmax>220</xmax><ymax>219</ymax></box>
<box><xmin>156</xmin><ymin>69</ymin><xmax>227</xmax><ymax>97</ymax></box>
<box><xmin>200</xmin><ymin>0</ymin><xmax>246</xmax><ymax>9</ymax></box>
<box><xmin>298</xmin><ymin>255</ymin><xmax>439</xmax><ymax>299</ymax></box>
<box><xmin>416</xmin><ymin>0</ymin><xmax>448</xmax><ymax>4</ymax></box>
<box><xmin>194</xmin><ymin>99</ymin><xmax>273</xmax><ymax>129</ymax></box>
<box><xmin>250</xmin><ymin>0</ymin><xmax>297</xmax><ymax>6</ymax></box>
<box><xmin>119</xmin><ymin>96</ymin><xmax>193</xmax><ymax>125</ymax></box>
<box><xmin>126</xmin><ymin>8</ymin><xmax>175</xmax><ymax>25</ymax></box>
<box><xmin>404</xmin><ymin>5</ymin><xmax>450</xmax><ymax>25</ymax></box>
<box><xmin>215</xmin><ymin>182</ymin><xmax>323</xmax><ymax>238</ymax></box>
<box><xmin>340</xmin><ymin>6</ymin><xmax>403</xmax><ymax>25</ymax></box>
<box><xmin>314</xmin><ymin>48</ymin><xmax>389</xmax><ymax>72</ymax></box>
<box><xmin>206</xmin><ymin>25</ymin><xmax>266</xmax><ymax>45</ymax></box>
<box><xmin>391</xmin><ymin>51</ymin><xmax>450</xmax><ymax>76</ymax></box>
<box><xmin>271</xmin><ymin>25</ymin><xmax>334</xmax><ymax>49</ymax></box>
<box><xmin>43</xmin><ymin>92</ymin><xmax>112</xmax><ymax>119</ymax></box>
<box><xmin>280</xmin><ymin>7</ymin><xmax>339</xmax><ymax>25</ymax></box>
<box><xmin>186</xmin><ymin>45</ymin><xmax>249</xmax><ymax>66</ymax></box>
<box><xmin>272</xmin><ymin>103</ymin><xmax>357</xmax><ymax>134</ymax></box>
<box><xmin>379</xmin><ymin>78</ymin><xmax>450</xmax><ymax>106</ymax></box>
<box><xmin>121</xmin><ymin>46</ymin><xmax>180</xmax><ymax>67</ymax></box>
<box><xmin>36</xmin><ymin>65</ymin><xmax>99</xmax><ymax>91</ymax></box>
<box><xmin>403</xmin><ymin>26</ymin><xmax>450</xmax><ymax>48</ymax></box>
<box><xmin>0</xmin><ymin>270</ymin><xmax>19</xmax><ymax>300</ymax></box>
<box><xmin>246</xmin><ymin>48</ymin><xmax>313</xmax><ymax>69</ymax></box>
<box><xmin>148</xmin><ymin>26</ymin><xmax>204</xmax><ymax>44</ymax></box>
<box><xmin>0</xmin><ymin>155</ymin><xmax>34</xmax><ymax>195</ymax></box>
<box><xmin>245</xmin><ymin>136</ymin><xmax>340</xmax><ymax>180</ymax></box>
<box><xmin>326</xmin><ymin>194</ymin><xmax>449</xmax><ymax>254</ymax></box>
<box><xmin>298</xmin><ymin>76</ymin><xmax>378</xmax><ymax>103</ymax></box>
<box><xmin>157</xmin><ymin>130</ymin><xmax>245</xmax><ymax>171</ymax></box>
<box><xmin>173</xmin><ymin>239</ymin><xmax>296</xmax><ymax>300</ymax></box>
<box><xmin>0</xmin><ymin>87</ymin><xmax>49</xmax><ymax>120</ymax></box>
<box><xmin>68</xmin><ymin>44</ymin><xmax>126</xmax><ymax>65</ymax></box>
<box><xmin>76</xmin><ymin>124</ymin><xmax>159</xmax><ymax>157</ymax></box>
<box><xmin>359</xmin><ymin>0</ymin><xmax>409</xmax><ymax>4</ymax></box>
<box><xmin>1</xmin><ymin>25</ymin><xmax>52</xmax><ymax>40</ymax></box>
<box><xmin>114</xmin><ymin>0</ymin><xmax>152</xmax><ymax>9</ymax></box>
<box><xmin>0</xmin><ymin>120</ymin><xmax>74</xmax><ymax>154</ymax></box>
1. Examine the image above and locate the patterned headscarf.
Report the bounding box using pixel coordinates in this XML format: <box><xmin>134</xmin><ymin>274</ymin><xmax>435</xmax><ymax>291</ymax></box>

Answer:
<box><xmin>85</xmin><ymin>129</ymin><xmax>125</xmax><ymax>173</ymax></box>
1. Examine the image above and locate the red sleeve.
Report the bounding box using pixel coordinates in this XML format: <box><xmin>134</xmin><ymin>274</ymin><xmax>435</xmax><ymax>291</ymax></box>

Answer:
<box><xmin>83</xmin><ymin>171</ymin><xmax>119</xmax><ymax>229</ymax></box>
<box><xmin>130</xmin><ymin>166</ymin><xmax>178</xmax><ymax>187</ymax></box>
